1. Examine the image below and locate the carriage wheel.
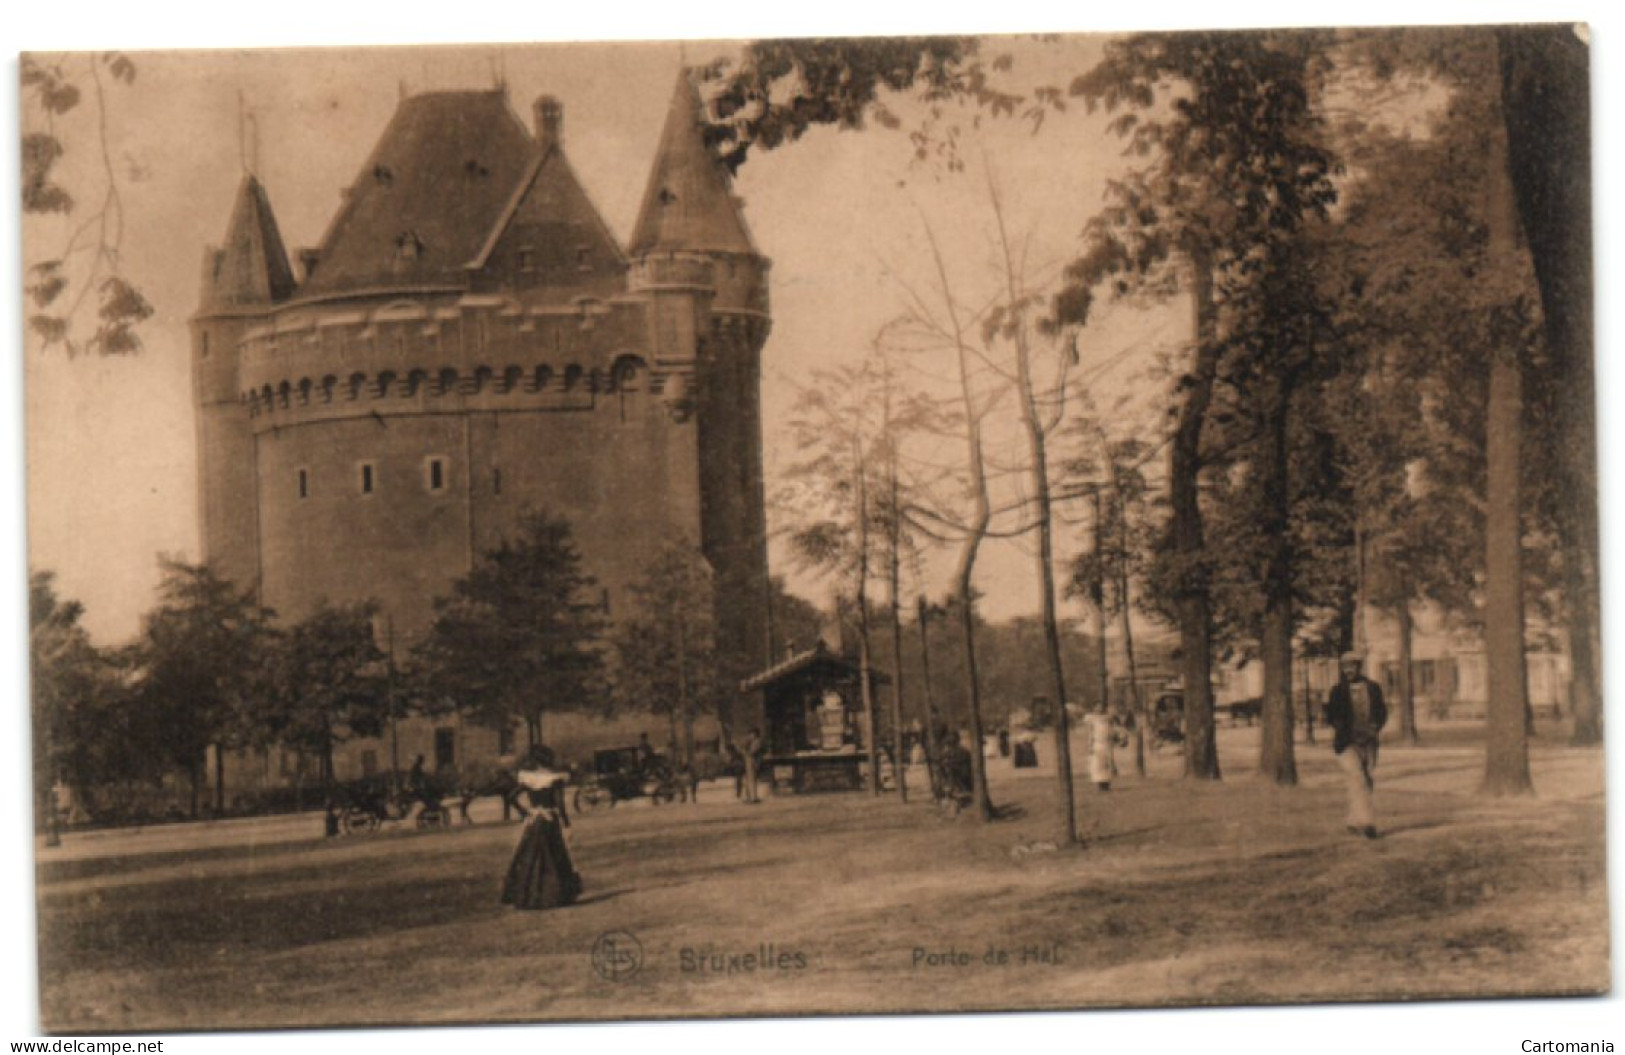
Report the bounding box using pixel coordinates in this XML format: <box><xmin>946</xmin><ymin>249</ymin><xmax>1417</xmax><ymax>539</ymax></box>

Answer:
<box><xmin>341</xmin><ymin>807</ymin><xmax>379</xmax><ymax>835</ymax></box>
<box><xmin>574</xmin><ymin>784</ymin><xmax>610</xmax><ymax>816</ymax></box>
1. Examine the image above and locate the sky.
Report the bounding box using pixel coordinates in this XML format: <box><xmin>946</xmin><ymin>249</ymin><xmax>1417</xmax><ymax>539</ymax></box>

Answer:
<box><xmin>20</xmin><ymin>32</ymin><xmax>1183</xmax><ymax>643</ymax></box>
<box><xmin>6</xmin><ymin>1</ymin><xmax>1624</xmax><ymax>1050</ymax></box>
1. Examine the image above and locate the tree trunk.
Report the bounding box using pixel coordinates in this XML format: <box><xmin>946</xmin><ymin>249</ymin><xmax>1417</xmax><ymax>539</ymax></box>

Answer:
<box><xmin>1101</xmin><ymin>437</ymin><xmax>1147</xmax><ymax>777</ymax></box>
<box><xmin>916</xmin><ymin>597</ymin><xmax>943</xmax><ymax>799</ymax></box>
<box><xmin>214</xmin><ymin>742</ymin><xmax>228</xmax><ymax>814</ymax></box>
<box><xmin>1300</xmin><ymin>661</ymin><xmax>1316</xmax><ymax>746</ymax></box>
<box><xmin>855</xmin><ymin>442</ymin><xmax>880</xmax><ymax>796</ymax></box>
<box><xmin>1091</xmin><ymin>492</ymin><xmax>1111</xmax><ymax>718</ymax></box>
<box><xmin>1119</xmin><ymin>569</ymin><xmax>1147</xmax><ymax>777</ymax></box>
<box><xmin>1483</xmin><ymin>338</ymin><xmax>1534</xmax><ymax>795</ymax></box>
<box><xmin>1565</xmin><ymin>577</ymin><xmax>1603</xmax><ymax>745</ymax></box>
<box><xmin>887</xmin><ymin>453</ymin><xmax>910</xmax><ymax>803</ymax></box>
<box><xmin>1013</xmin><ymin>323</ymin><xmax>1077</xmax><ymax>845</ymax></box>
<box><xmin>1173</xmin><ymin>247</ymin><xmax>1222</xmax><ymax>781</ymax></box>
<box><xmin>1498</xmin><ymin>27</ymin><xmax>1601</xmax><ymax>748</ymax></box>
<box><xmin>1482</xmin><ymin>104</ymin><xmax>1535</xmax><ymax>797</ymax></box>
<box><xmin>921</xmin><ymin>216</ymin><xmax>995</xmax><ymax>821</ymax></box>
<box><xmin>1257</xmin><ymin>376</ymin><xmax>1297</xmax><ymax>786</ymax></box>
<box><xmin>1396</xmin><ymin>600</ymin><xmax>1420</xmax><ymax>744</ymax></box>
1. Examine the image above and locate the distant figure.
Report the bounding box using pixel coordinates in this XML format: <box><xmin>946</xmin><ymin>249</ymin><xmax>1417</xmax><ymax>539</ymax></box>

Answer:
<box><xmin>501</xmin><ymin>748</ymin><xmax>582</xmax><ymax>910</ymax></box>
<box><xmin>406</xmin><ymin>754</ymin><xmax>438</xmax><ymax>814</ymax></box>
<box><xmin>1084</xmin><ymin>709</ymin><xmax>1115</xmax><ymax>791</ymax></box>
<box><xmin>940</xmin><ymin>732</ymin><xmax>975</xmax><ymax>815</ymax></box>
<box><xmin>742</xmin><ymin>728</ymin><xmax>763</xmax><ymax>804</ymax></box>
<box><xmin>1326</xmin><ymin>652</ymin><xmax>1388</xmax><ymax>839</ymax></box>
<box><xmin>997</xmin><ymin>727</ymin><xmax>1011</xmax><ymax>758</ymax></box>
<box><xmin>725</xmin><ymin>742</ymin><xmax>746</xmax><ymax>799</ymax></box>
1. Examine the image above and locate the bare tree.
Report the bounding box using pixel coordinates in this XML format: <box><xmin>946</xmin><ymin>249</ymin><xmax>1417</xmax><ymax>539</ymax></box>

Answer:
<box><xmin>987</xmin><ymin>167</ymin><xmax>1080</xmax><ymax>845</ymax></box>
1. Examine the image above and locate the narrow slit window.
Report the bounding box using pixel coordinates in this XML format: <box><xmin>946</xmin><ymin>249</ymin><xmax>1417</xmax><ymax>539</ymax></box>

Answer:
<box><xmin>298</xmin><ymin>469</ymin><xmax>309</xmax><ymax>499</ymax></box>
<box><xmin>492</xmin><ymin>467</ymin><xmax>503</xmax><ymax>495</ymax></box>
<box><xmin>359</xmin><ymin>463</ymin><xmax>375</xmax><ymax>495</ymax></box>
<box><xmin>425</xmin><ymin>457</ymin><xmax>446</xmax><ymax>493</ymax></box>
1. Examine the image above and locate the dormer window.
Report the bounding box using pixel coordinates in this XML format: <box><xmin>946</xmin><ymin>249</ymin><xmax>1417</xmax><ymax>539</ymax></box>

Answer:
<box><xmin>464</xmin><ymin>159</ymin><xmax>490</xmax><ymax>179</ymax></box>
<box><xmin>517</xmin><ymin>248</ymin><xmax>535</xmax><ymax>272</ymax></box>
<box><xmin>394</xmin><ymin>230</ymin><xmax>423</xmax><ymax>262</ymax></box>
<box><xmin>373</xmin><ymin>164</ymin><xmax>394</xmax><ymax>186</ymax></box>
<box><xmin>657</xmin><ymin>186</ymin><xmax>677</xmax><ymax>206</ymax></box>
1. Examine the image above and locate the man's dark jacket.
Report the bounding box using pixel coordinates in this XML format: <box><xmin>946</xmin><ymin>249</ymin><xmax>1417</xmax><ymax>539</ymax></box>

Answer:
<box><xmin>1326</xmin><ymin>677</ymin><xmax>1388</xmax><ymax>754</ymax></box>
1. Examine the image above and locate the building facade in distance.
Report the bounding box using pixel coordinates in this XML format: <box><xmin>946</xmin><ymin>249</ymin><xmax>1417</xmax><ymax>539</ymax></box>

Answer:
<box><xmin>191</xmin><ymin>74</ymin><xmax>772</xmax><ymax>787</ymax></box>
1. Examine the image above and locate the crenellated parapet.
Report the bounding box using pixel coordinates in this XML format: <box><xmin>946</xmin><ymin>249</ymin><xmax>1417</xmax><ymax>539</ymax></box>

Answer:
<box><xmin>239</xmin><ymin>294</ymin><xmax>647</xmax><ymax>388</ymax></box>
<box><xmin>628</xmin><ymin>252</ymin><xmax>715</xmax><ymax>293</ymax></box>
<box><xmin>629</xmin><ymin>250</ymin><xmax>770</xmax><ymax>321</ymax></box>
<box><xmin>241</xmin><ymin>349</ymin><xmax>703</xmax><ymax>430</ymax></box>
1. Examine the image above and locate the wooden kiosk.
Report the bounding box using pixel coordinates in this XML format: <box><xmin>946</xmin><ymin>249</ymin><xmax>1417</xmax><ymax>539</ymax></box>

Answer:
<box><xmin>739</xmin><ymin>642</ymin><xmax>885</xmax><ymax>793</ymax></box>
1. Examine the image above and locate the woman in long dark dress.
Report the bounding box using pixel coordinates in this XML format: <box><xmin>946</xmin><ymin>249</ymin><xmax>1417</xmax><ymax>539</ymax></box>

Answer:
<box><xmin>500</xmin><ymin>752</ymin><xmax>582</xmax><ymax>910</ymax></box>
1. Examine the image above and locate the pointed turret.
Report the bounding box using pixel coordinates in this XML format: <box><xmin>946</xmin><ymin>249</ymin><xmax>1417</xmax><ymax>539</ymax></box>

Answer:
<box><xmin>630</xmin><ymin>70</ymin><xmax>758</xmax><ymax>257</ymax></box>
<box><xmin>629</xmin><ymin>70</ymin><xmax>773</xmax><ymax>741</ymax></box>
<box><xmin>200</xmin><ymin>175</ymin><xmax>296</xmax><ymax>312</ymax></box>
<box><xmin>191</xmin><ymin>174</ymin><xmax>290</xmax><ymax>600</ymax></box>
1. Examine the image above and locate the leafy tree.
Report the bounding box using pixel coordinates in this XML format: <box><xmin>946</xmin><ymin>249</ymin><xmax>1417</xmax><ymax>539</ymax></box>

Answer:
<box><xmin>21</xmin><ymin>52</ymin><xmax>152</xmax><ymax>354</ymax></box>
<box><xmin>1060</xmin><ymin>31</ymin><xmax>1341</xmax><ymax>784</ymax></box>
<box><xmin>263</xmin><ymin>601</ymin><xmax>388</xmax><ymax>787</ymax></box>
<box><xmin>612</xmin><ymin>543</ymin><xmax>720</xmax><ymax>766</ymax></box>
<box><xmin>29</xmin><ymin>571</ymin><xmax>129</xmax><ymax>834</ymax></box>
<box><xmin>701</xmin><ymin>38</ymin><xmax>1015</xmax><ymax>173</ymax></box>
<box><xmin>415</xmin><ymin>511</ymin><xmax>609</xmax><ymax>749</ymax></box>
<box><xmin>126</xmin><ymin>559</ymin><xmax>276</xmax><ymax>816</ymax></box>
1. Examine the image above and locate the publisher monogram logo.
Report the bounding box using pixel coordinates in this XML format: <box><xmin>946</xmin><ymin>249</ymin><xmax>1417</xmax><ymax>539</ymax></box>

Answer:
<box><xmin>592</xmin><ymin>930</ymin><xmax>644</xmax><ymax>982</ymax></box>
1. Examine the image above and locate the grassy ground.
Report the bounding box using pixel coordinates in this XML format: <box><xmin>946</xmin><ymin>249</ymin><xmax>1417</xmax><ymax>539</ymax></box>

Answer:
<box><xmin>35</xmin><ymin>724</ymin><xmax>1608</xmax><ymax>1032</ymax></box>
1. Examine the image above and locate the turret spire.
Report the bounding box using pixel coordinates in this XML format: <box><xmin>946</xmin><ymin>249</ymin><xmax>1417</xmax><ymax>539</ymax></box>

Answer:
<box><xmin>200</xmin><ymin>175</ymin><xmax>296</xmax><ymax>311</ymax></box>
<box><xmin>629</xmin><ymin>68</ymin><xmax>758</xmax><ymax>257</ymax></box>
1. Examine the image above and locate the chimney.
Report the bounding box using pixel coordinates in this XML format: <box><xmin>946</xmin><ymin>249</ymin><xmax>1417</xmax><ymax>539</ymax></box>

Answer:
<box><xmin>534</xmin><ymin>95</ymin><xmax>563</xmax><ymax>152</ymax></box>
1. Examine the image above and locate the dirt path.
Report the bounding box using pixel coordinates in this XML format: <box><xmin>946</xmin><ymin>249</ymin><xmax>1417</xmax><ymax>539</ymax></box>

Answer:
<box><xmin>34</xmin><ymin>730</ymin><xmax>1608</xmax><ymax>1031</ymax></box>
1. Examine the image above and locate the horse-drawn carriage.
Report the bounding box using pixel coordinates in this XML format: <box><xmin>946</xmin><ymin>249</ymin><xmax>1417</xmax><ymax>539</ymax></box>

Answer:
<box><xmin>329</xmin><ymin>775</ymin><xmax>452</xmax><ymax>834</ymax></box>
<box><xmin>571</xmin><ymin>746</ymin><xmax>682</xmax><ymax>814</ymax></box>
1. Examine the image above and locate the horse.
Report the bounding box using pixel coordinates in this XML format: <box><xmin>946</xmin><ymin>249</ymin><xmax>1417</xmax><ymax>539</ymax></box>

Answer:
<box><xmin>457</xmin><ymin>769</ymin><xmax>530</xmax><ymax>825</ymax></box>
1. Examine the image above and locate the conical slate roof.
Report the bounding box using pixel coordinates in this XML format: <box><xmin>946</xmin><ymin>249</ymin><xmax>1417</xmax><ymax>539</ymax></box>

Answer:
<box><xmin>299</xmin><ymin>90</ymin><xmax>536</xmax><ymax>298</ymax></box>
<box><xmin>628</xmin><ymin>70</ymin><xmax>758</xmax><ymax>257</ymax></box>
<box><xmin>201</xmin><ymin>175</ymin><xmax>295</xmax><ymax>311</ymax></box>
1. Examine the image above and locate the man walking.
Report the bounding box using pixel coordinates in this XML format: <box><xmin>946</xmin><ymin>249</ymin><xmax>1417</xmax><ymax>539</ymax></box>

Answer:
<box><xmin>1326</xmin><ymin>652</ymin><xmax>1388</xmax><ymax>839</ymax></box>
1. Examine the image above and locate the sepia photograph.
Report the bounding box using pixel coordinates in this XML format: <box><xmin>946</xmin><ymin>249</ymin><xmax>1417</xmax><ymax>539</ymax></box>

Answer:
<box><xmin>10</xmin><ymin>4</ymin><xmax>1616</xmax><ymax>1047</ymax></box>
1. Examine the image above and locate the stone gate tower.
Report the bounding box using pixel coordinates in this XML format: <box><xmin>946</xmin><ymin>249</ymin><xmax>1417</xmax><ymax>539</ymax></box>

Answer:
<box><xmin>190</xmin><ymin>71</ymin><xmax>772</xmax><ymax>771</ymax></box>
